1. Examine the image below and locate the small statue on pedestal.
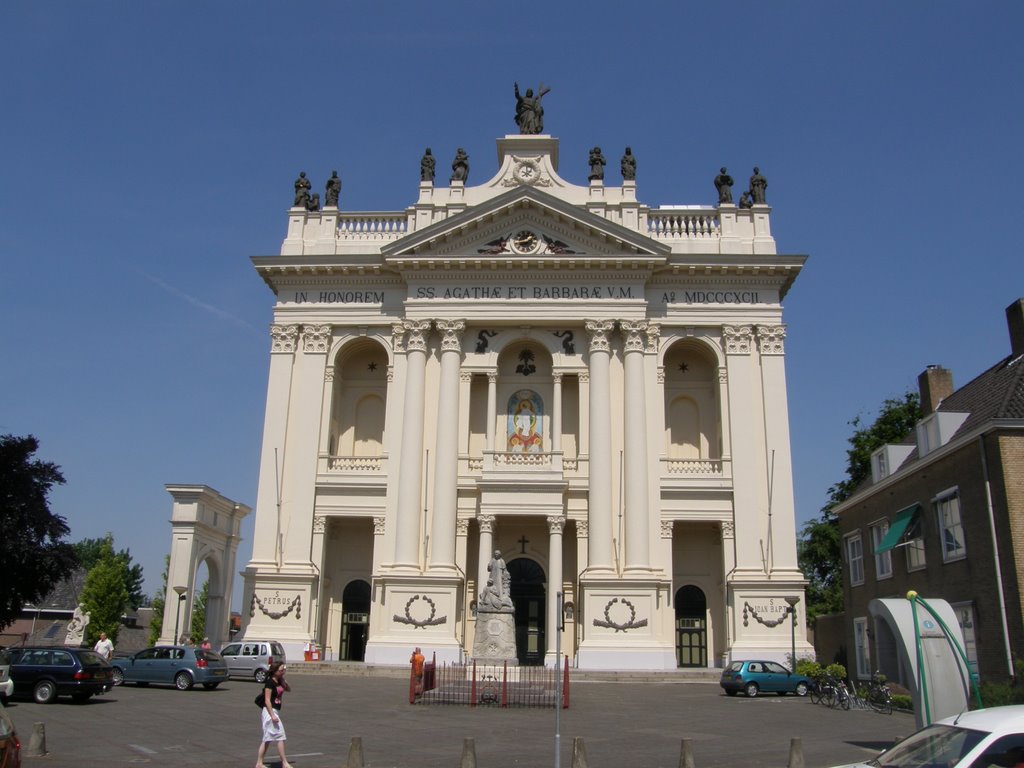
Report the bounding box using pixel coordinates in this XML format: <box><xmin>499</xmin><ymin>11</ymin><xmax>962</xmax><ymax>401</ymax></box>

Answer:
<box><xmin>306</xmin><ymin>192</ymin><xmax>321</xmax><ymax>212</ymax></box>
<box><xmin>293</xmin><ymin>171</ymin><xmax>311</xmax><ymax>208</ymax></box>
<box><xmin>514</xmin><ymin>81</ymin><xmax>551</xmax><ymax>134</ymax></box>
<box><xmin>588</xmin><ymin>147</ymin><xmax>606</xmax><ymax>182</ymax></box>
<box><xmin>749</xmin><ymin>167</ymin><xmax>768</xmax><ymax>204</ymax></box>
<box><xmin>715</xmin><ymin>167</ymin><xmax>734</xmax><ymax>204</ymax></box>
<box><xmin>450</xmin><ymin>148</ymin><xmax>469</xmax><ymax>183</ymax></box>
<box><xmin>420</xmin><ymin>148</ymin><xmax>436</xmax><ymax>183</ymax></box>
<box><xmin>325</xmin><ymin>171</ymin><xmax>341</xmax><ymax>207</ymax></box>
<box><xmin>621</xmin><ymin>147</ymin><xmax>636</xmax><ymax>181</ymax></box>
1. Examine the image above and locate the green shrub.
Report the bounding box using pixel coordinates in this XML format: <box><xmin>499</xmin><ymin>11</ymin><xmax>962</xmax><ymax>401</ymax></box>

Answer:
<box><xmin>892</xmin><ymin>694</ymin><xmax>913</xmax><ymax>711</ymax></box>
<box><xmin>797</xmin><ymin>659</ymin><xmax>823</xmax><ymax>679</ymax></box>
<box><xmin>977</xmin><ymin>681</ymin><xmax>1024</xmax><ymax>708</ymax></box>
<box><xmin>825</xmin><ymin>662</ymin><xmax>848</xmax><ymax>680</ymax></box>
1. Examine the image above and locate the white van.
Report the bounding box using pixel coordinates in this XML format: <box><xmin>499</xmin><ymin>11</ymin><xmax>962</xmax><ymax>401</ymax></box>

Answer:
<box><xmin>218</xmin><ymin>641</ymin><xmax>286</xmax><ymax>683</ymax></box>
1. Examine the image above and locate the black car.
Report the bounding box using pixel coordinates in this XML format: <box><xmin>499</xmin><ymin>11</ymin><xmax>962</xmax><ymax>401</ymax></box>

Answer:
<box><xmin>0</xmin><ymin>647</ymin><xmax>113</xmax><ymax>704</ymax></box>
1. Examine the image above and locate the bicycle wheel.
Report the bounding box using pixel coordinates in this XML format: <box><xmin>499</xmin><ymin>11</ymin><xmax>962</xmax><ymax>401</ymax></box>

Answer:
<box><xmin>809</xmin><ymin>682</ymin><xmax>823</xmax><ymax>705</ymax></box>
<box><xmin>840</xmin><ymin>689</ymin><xmax>851</xmax><ymax>710</ymax></box>
<box><xmin>869</xmin><ymin>690</ymin><xmax>893</xmax><ymax>715</ymax></box>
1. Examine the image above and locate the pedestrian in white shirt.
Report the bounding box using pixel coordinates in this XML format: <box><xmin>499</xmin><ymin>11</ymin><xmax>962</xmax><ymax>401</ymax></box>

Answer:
<box><xmin>94</xmin><ymin>632</ymin><xmax>114</xmax><ymax>660</ymax></box>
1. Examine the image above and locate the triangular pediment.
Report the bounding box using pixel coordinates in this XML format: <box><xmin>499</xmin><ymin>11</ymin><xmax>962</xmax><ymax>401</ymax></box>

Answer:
<box><xmin>381</xmin><ymin>186</ymin><xmax>668</xmax><ymax>266</ymax></box>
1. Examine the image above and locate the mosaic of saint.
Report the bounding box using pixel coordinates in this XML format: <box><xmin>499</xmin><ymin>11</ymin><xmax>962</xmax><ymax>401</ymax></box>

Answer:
<box><xmin>506</xmin><ymin>389</ymin><xmax>543</xmax><ymax>453</ymax></box>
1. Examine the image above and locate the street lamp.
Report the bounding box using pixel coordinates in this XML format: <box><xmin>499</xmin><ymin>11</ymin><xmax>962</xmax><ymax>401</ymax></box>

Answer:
<box><xmin>172</xmin><ymin>586</ymin><xmax>188</xmax><ymax>645</ymax></box>
<box><xmin>784</xmin><ymin>596</ymin><xmax>800</xmax><ymax>672</ymax></box>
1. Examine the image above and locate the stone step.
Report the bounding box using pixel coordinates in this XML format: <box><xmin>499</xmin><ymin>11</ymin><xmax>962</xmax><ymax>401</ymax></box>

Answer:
<box><xmin>287</xmin><ymin>660</ymin><xmax>722</xmax><ymax>683</ymax></box>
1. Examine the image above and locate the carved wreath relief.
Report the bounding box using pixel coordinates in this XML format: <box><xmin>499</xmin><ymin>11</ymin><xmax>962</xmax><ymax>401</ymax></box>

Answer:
<box><xmin>592</xmin><ymin>598</ymin><xmax>649</xmax><ymax>632</ymax></box>
<box><xmin>393</xmin><ymin>594</ymin><xmax>448</xmax><ymax>629</ymax></box>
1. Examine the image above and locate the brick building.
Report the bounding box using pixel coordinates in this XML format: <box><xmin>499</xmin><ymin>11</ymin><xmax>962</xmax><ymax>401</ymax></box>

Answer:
<box><xmin>834</xmin><ymin>298</ymin><xmax>1024</xmax><ymax>684</ymax></box>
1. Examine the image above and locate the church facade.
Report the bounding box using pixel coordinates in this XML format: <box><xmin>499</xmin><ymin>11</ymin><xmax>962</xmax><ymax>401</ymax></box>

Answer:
<box><xmin>240</xmin><ymin>132</ymin><xmax>810</xmax><ymax>670</ymax></box>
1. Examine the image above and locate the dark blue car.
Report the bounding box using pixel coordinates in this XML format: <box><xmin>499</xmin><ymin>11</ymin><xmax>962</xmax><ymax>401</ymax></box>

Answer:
<box><xmin>720</xmin><ymin>660</ymin><xmax>810</xmax><ymax>697</ymax></box>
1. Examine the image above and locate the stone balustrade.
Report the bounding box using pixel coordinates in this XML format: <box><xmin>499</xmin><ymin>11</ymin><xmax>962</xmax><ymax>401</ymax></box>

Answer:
<box><xmin>645</xmin><ymin>209</ymin><xmax>720</xmax><ymax>240</ymax></box>
<box><xmin>336</xmin><ymin>212</ymin><xmax>409</xmax><ymax>242</ymax></box>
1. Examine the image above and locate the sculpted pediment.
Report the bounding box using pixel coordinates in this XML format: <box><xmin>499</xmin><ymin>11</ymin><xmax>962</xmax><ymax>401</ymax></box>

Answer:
<box><xmin>382</xmin><ymin>186</ymin><xmax>668</xmax><ymax>265</ymax></box>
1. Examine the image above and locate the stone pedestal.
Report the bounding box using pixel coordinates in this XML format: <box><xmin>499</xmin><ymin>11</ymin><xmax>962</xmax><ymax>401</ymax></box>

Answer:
<box><xmin>472</xmin><ymin>611</ymin><xmax>517</xmax><ymax>661</ymax></box>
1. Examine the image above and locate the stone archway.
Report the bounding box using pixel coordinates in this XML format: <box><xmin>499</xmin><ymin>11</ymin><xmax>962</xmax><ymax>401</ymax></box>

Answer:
<box><xmin>159</xmin><ymin>485</ymin><xmax>251</xmax><ymax>647</ymax></box>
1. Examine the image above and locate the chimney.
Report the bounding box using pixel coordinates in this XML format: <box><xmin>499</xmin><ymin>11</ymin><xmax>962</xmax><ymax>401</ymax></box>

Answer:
<box><xmin>918</xmin><ymin>365</ymin><xmax>954</xmax><ymax>416</ymax></box>
<box><xmin>1007</xmin><ymin>298</ymin><xmax>1024</xmax><ymax>357</ymax></box>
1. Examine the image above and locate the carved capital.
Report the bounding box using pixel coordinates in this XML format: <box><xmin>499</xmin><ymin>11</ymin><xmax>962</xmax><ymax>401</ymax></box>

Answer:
<box><xmin>270</xmin><ymin>324</ymin><xmax>299</xmax><ymax>353</ymax></box>
<box><xmin>460</xmin><ymin>370</ymin><xmax>473</xmax><ymax>383</ymax></box>
<box><xmin>547</xmin><ymin>515</ymin><xmax>566</xmax><ymax>535</ymax></box>
<box><xmin>584</xmin><ymin>319</ymin><xmax>615</xmax><ymax>354</ymax></box>
<box><xmin>303</xmin><ymin>324</ymin><xmax>333</xmax><ymax>354</ymax></box>
<box><xmin>756</xmin><ymin>324</ymin><xmax>787</xmax><ymax>355</ymax></box>
<box><xmin>646</xmin><ymin>323</ymin><xmax>661</xmax><ymax>353</ymax></box>
<box><xmin>477</xmin><ymin>514</ymin><xmax>495</xmax><ymax>534</ymax></box>
<box><xmin>435</xmin><ymin>319</ymin><xmax>466</xmax><ymax>353</ymax></box>
<box><xmin>619</xmin><ymin>319</ymin><xmax>648</xmax><ymax>353</ymax></box>
<box><xmin>313</xmin><ymin>515</ymin><xmax>326</xmax><ymax>534</ymax></box>
<box><xmin>487</xmin><ymin>371</ymin><xmax>498</xmax><ymax>385</ymax></box>
<box><xmin>456</xmin><ymin>518</ymin><xmax>469</xmax><ymax>536</ymax></box>
<box><xmin>661</xmin><ymin>520</ymin><xmax>673</xmax><ymax>539</ymax></box>
<box><xmin>552</xmin><ymin>372</ymin><xmax>563</xmax><ymax>384</ymax></box>
<box><xmin>721</xmin><ymin>520</ymin><xmax>735</xmax><ymax>539</ymax></box>
<box><xmin>723</xmin><ymin>325</ymin><xmax>753</xmax><ymax>355</ymax></box>
<box><xmin>373</xmin><ymin>516</ymin><xmax>386</xmax><ymax>535</ymax></box>
<box><xmin>575</xmin><ymin>519</ymin><xmax>588</xmax><ymax>538</ymax></box>
<box><xmin>403</xmin><ymin>320</ymin><xmax>431</xmax><ymax>353</ymax></box>
<box><xmin>391</xmin><ymin>323</ymin><xmax>407</xmax><ymax>353</ymax></box>
<box><xmin>578</xmin><ymin>370</ymin><xmax>590</xmax><ymax>384</ymax></box>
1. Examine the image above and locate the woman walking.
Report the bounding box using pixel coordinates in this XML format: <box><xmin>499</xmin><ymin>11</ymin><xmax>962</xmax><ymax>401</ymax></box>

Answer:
<box><xmin>255</xmin><ymin>662</ymin><xmax>293</xmax><ymax>768</ymax></box>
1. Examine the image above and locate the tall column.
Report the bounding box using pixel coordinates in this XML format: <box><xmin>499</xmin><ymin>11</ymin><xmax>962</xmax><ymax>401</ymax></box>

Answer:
<box><xmin>486</xmin><ymin>372</ymin><xmax>497</xmax><ymax>451</ymax></box>
<box><xmin>283</xmin><ymin>324</ymin><xmax>332</xmax><ymax>565</ymax></box>
<box><xmin>585</xmin><ymin>320</ymin><xmax>615</xmax><ymax>572</ymax></box>
<box><xmin>620</xmin><ymin>320</ymin><xmax>651</xmax><ymax>571</ymax></box>
<box><xmin>310</xmin><ymin>515</ymin><xmax>327</xmax><ymax>645</ymax></box>
<box><xmin>392</xmin><ymin>320</ymin><xmax>431</xmax><ymax>570</ymax></box>
<box><xmin>545</xmin><ymin>515</ymin><xmax>565</xmax><ymax>662</ymax></box>
<box><xmin>756</xmin><ymin>325</ymin><xmax>798</xmax><ymax>571</ymax></box>
<box><xmin>722</xmin><ymin>325</ymin><xmax>761</xmax><ymax>571</ymax></box>
<box><xmin>251</xmin><ymin>325</ymin><xmax>298</xmax><ymax>565</ymax></box>
<box><xmin>552</xmin><ymin>372</ymin><xmax>563</xmax><ymax>452</ymax></box>
<box><xmin>476</xmin><ymin>514</ymin><xmax>495</xmax><ymax>597</ymax></box>
<box><xmin>430</xmin><ymin>319</ymin><xmax>465</xmax><ymax>571</ymax></box>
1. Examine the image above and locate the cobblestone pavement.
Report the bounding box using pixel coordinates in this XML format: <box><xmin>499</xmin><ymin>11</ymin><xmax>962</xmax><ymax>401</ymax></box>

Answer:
<box><xmin>3</xmin><ymin>672</ymin><xmax>912</xmax><ymax>768</ymax></box>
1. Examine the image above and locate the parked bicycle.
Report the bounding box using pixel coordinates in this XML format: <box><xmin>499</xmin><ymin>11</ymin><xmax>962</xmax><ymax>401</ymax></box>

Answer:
<box><xmin>865</xmin><ymin>671</ymin><xmax>893</xmax><ymax>715</ymax></box>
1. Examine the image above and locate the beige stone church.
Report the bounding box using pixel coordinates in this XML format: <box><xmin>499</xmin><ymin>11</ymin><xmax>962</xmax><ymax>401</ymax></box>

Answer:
<box><xmin>233</xmin><ymin>129</ymin><xmax>810</xmax><ymax>670</ymax></box>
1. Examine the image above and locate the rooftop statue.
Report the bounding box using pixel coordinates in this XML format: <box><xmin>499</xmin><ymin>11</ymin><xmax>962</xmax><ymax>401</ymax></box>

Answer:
<box><xmin>588</xmin><ymin>146</ymin><xmax>606</xmax><ymax>181</ymax></box>
<box><xmin>306</xmin><ymin>192</ymin><xmax>321</xmax><ymax>212</ymax></box>
<box><xmin>325</xmin><ymin>170</ymin><xmax>341</xmax><ymax>207</ymax></box>
<box><xmin>621</xmin><ymin>147</ymin><xmax>636</xmax><ymax>181</ymax></box>
<box><xmin>450</xmin><ymin>148</ymin><xmax>469</xmax><ymax>183</ymax></box>
<box><xmin>715</xmin><ymin>167</ymin><xmax>734</xmax><ymax>204</ymax></box>
<box><xmin>420</xmin><ymin>148</ymin><xmax>436</xmax><ymax>183</ymax></box>
<box><xmin>749</xmin><ymin>167</ymin><xmax>768</xmax><ymax>204</ymax></box>
<box><xmin>514</xmin><ymin>81</ymin><xmax>551</xmax><ymax>135</ymax></box>
<box><xmin>293</xmin><ymin>171</ymin><xmax>311</xmax><ymax>208</ymax></box>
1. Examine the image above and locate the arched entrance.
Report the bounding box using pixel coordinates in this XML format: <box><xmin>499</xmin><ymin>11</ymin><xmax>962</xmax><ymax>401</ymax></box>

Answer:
<box><xmin>508</xmin><ymin>558</ymin><xmax>545</xmax><ymax>666</ymax></box>
<box><xmin>340</xmin><ymin>580</ymin><xmax>371</xmax><ymax>662</ymax></box>
<box><xmin>675</xmin><ymin>585</ymin><xmax>707</xmax><ymax>667</ymax></box>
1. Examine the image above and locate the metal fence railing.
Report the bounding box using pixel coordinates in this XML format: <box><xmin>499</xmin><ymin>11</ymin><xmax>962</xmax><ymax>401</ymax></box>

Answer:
<box><xmin>410</xmin><ymin>656</ymin><xmax>570</xmax><ymax>708</ymax></box>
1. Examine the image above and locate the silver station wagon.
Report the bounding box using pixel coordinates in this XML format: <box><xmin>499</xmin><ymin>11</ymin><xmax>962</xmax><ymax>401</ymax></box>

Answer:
<box><xmin>218</xmin><ymin>641</ymin><xmax>286</xmax><ymax>683</ymax></box>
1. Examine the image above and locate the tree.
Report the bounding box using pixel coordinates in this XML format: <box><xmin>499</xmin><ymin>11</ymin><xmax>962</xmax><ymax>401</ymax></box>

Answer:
<box><xmin>79</xmin><ymin>538</ymin><xmax>130</xmax><ymax>645</ymax></box>
<box><xmin>148</xmin><ymin>556</ymin><xmax>169</xmax><ymax>646</ymax></box>
<box><xmin>189</xmin><ymin>580</ymin><xmax>209</xmax><ymax>644</ymax></box>
<box><xmin>798</xmin><ymin>392</ymin><xmax>923</xmax><ymax>620</ymax></box>
<box><xmin>0</xmin><ymin>434</ymin><xmax>78</xmax><ymax>630</ymax></box>
<box><xmin>73</xmin><ymin>535</ymin><xmax>145</xmax><ymax>609</ymax></box>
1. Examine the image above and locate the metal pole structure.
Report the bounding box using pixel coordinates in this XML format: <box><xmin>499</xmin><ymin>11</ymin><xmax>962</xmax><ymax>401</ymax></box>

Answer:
<box><xmin>173</xmin><ymin>586</ymin><xmax>187</xmax><ymax>644</ymax></box>
<box><xmin>784</xmin><ymin>596</ymin><xmax>800</xmax><ymax>671</ymax></box>
<box><xmin>555</xmin><ymin>591</ymin><xmax>563</xmax><ymax>768</ymax></box>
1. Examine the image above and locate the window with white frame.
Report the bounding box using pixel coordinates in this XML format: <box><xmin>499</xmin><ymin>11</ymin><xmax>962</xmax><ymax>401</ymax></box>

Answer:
<box><xmin>853</xmin><ymin>617</ymin><xmax>870</xmax><ymax>679</ymax></box>
<box><xmin>871</xmin><ymin>520</ymin><xmax>893</xmax><ymax>580</ymax></box>
<box><xmin>952</xmin><ymin>602</ymin><xmax>979</xmax><ymax>681</ymax></box>
<box><xmin>846</xmin><ymin>532</ymin><xmax>864</xmax><ymax>586</ymax></box>
<box><xmin>905</xmin><ymin>514</ymin><xmax>927</xmax><ymax>571</ymax></box>
<box><xmin>935</xmin><ymin>489</ymin><xmax>966</xmax><ymax>562</ymax></box>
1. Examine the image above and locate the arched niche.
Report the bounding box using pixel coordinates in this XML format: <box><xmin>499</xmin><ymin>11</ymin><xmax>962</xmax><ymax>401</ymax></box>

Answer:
<box><xmin>663</xmin><ymin>339</ymin><xmax>721</xmax><ymax>459</ymax></box>
<box><xmin>329</xmin><ymin>339</ymin><xmax>389</xmax><ymax>456</ymax></box>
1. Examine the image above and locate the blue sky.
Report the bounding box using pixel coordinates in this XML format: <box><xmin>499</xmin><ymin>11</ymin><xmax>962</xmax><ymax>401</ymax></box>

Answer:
<box><xmin>3</xmin><ymin>2</ymin><xmax>1021</xmax><ymax>607</ymax></box>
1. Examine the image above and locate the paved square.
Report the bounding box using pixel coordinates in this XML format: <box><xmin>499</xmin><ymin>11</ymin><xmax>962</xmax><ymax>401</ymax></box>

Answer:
<box><xmin>4</xmin><ymin>673</ymin><xmax>912</xmax><ymax>767</ymax></box>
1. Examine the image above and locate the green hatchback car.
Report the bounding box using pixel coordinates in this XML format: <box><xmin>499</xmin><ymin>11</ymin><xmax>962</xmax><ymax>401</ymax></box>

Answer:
<box><xmin>720</xmin><ymin>660</ymin><xmax>811</xmax><ymax>698</ymax></box>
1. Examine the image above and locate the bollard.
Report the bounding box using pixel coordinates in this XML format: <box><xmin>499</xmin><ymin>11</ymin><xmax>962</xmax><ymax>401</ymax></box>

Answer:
<box><xmin>571</xmin><ymin>737</ymin><xmax>589</xmax><ymax>768</ymax></box>
<box><xmin>788</xmin><ymin>737</ymin><xmax>805</xmax><ymax>768</ymax></box>
<box><xmin>679</xmin><ymin>738</ymin><xmax>695</xmax><ymax>768</ymax></box>
<box><xmin>27</xmin><ymin>722</ymin><xmax>47</xmax><ymax>757</ymax></box>
<box><xmin>345</xmin><ymin>736</ymin><xmax>364</xmax><ymax>768</ymax></box>
<box><xmin>459</xmin><ymin>737</ymin><xmax>477</xmax><ymax>768</ymax></box>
